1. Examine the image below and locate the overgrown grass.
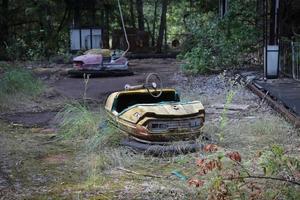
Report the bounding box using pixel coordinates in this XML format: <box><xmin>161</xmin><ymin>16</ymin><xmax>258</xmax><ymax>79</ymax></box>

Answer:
<box><xmin>0</xmin><ymin>66</ymin><xmax>43</xmax><ymax>108</ymax></box>
<box><xmin>203</xmin><ymin>113</ymin><xmax>299</xmax><ymax>159</ymax></box>
<box><xmin>56</xmin><ymin>102</ymin><xmax>128</xmax><ymax>190</ymax></box>
<box><xmin>0</xmin><ymin>67</ymin><xmax>43</xmax><ymax>95</ymax></box>
<box><xmin>55</xmin><ymin>103</ymin><xmax>198</xmax><ymax>197</ymax></box>
<box><xmin>56</xmin><ymin>102</ymin><xmax>124</xmax><ymax>150</ymax></box>
<box><xmin>52</xmin><ymin>78</ymin><xmax>299</xmax><ymax>198</ymax></box>
<box><xmin>56</xmin><ymin>103</ymin><xmax>101</xmax><ymax>139</ymax></box>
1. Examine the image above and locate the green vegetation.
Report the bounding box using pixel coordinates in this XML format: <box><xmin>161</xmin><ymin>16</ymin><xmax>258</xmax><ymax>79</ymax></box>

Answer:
<box><xmin>1</xmin><ymin>95</ymin><xmax>299</xmax><ymax>199</ymax></box>
<box><xmin>1</xmin><ymin>0</ymin><xmax>299</xmax><ymax>198</ymax></box>
<box><xmin>187</xmin><ymin>144</ymin><xmax>300</xmax><ymax>199</ymax></box>
<box><xmin>56</xmin><ymin>103</ymin><xmax>101</xmax><ymax>139</ymax></box>
<box><xmin>0</xmin><ymin>0</ymin><xmax>181</xmax><ymax>59</ymax></box>
<box><xmin>56</xmin><ymin>102</ymin><xmax>123</xmax><ymax>148</ymax></box>
<box><xmin>52</xmin><ymin>99</ymin><xmax>299</xmax><ymax>199</ymax></box>
<box><xmin>182</xmin><ymin>0</ymin><xmax>260</xmax><ymax>73</ymax></box>
<box><xmin>0</xmin><ymin>65</ymin><xmax>43</xmax><ymax>108</ymax></box>
<box><xmin>0</xmin><ymin>120</ymin><xmax>79</xmax><ymax>199</ymax></box>
<box><xmin>0</xmin><ymin>0</ymin><xmax>261</xmax><ymax>66</ymax></box>
<box><xmin>0</xmin><ymin>68</ymin><xmax>42</xmax><ymax>95</ymax></box>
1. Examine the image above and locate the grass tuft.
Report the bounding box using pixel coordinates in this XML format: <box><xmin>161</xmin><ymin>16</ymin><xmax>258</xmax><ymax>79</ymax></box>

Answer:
<box><xmin>56</xmin><ymin>103</ymin><xmax>101</xmax><ymax>139</ymax></box>
<box><xmin>0</xmin><ymin>67</ymin><xmax>43</xmax><ymax>96</ymax></box>
<box><xmin>251</xmin><ymin>117</ymin><xmax>287</xmax><ymax>136</ymax></box>
<box><xmin>0</xmin><ymin>67</ymin><xmax>43</xmax><ymax>109</ymax></box>
<box><xmin>56</xmin><ymin>102</ymin><xmax>123</xmax><ymax>149</ymax></box>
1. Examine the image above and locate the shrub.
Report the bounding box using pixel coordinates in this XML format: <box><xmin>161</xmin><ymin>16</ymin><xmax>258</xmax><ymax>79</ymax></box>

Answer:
<box><xmin>186</xmin><ymin>145</ymin><xmax>300</xmax><ymax>199</ymax></box>
<box><xmin>182</xmin><ymin>0</ymin><xmax>260</xmax><ymax>73</ymax></box>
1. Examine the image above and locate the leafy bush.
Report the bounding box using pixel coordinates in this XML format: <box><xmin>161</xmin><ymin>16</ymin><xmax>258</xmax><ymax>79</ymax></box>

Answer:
<box><xmin>186</xmin><ymin>145</ymin><xmax>300</xmax><ymax>199</ymax></box>
<box><xmin>182</xmin><ymin>0</ymin><xmax>260</xmax><ymax>73</ymax></box>
<box><xmin>4</xmin><ymin>27</ymin><xmax>69</xmax><ymax>61</ymax></box>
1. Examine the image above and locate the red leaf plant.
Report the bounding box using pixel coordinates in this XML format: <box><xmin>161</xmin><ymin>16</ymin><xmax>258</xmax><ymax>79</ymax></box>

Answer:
<box><xmin>203</xmin><ymin>144</ymin><xmax>218</xmax><ymax>152</ymax></box>
<box><xmin>226</xmin><ymin>151</ymin><xmax>242</xmax><ymax>162</ymax></box>
<box><xmin>188</xmin><ymin>179</ymin><xmax>204</xmax><ymax>187</ymax></box>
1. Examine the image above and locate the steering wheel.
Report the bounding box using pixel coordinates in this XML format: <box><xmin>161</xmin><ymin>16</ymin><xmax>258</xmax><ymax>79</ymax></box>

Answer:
<box><xmin>145</xmin><ymin>73</ymin><xmax>163</xmax><ymax>98</ymax></box>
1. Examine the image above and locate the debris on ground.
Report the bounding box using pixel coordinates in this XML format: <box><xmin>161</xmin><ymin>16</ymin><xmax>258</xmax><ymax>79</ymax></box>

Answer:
<box><xmin>210</xmin><ymin>103</ymin><xmax>250</xmax><ymax>111</ymax></box>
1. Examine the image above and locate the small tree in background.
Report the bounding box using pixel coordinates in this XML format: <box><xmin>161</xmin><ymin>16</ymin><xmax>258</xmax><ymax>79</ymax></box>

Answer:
<box><xmin>182</xmin><ymin>0</ymin><xmax>260</xmax><ymax>73</ymax></box>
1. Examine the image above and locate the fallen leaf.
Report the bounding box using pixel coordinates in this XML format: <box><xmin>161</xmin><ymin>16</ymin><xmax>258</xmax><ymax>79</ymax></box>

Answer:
<box><xmin>226</xmin><ymin>152</ymin><xmax>242</xmax><ymax>162</ymax></box>
<box><xmin>204</xmin><ymin>144</ymin><xmax>218</xmax><ymax>152</ymax></box>
<box><xmin>188</xmin><ymin>179</ymin><xmax>204</xmax><ymax>187</ymax></box>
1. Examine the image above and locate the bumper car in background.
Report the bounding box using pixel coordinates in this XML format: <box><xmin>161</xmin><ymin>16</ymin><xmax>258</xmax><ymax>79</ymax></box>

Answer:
<box><xmin>68</xmin><ymin>49</ymin><xmax>133</xmax><ymax>77</ymax></box>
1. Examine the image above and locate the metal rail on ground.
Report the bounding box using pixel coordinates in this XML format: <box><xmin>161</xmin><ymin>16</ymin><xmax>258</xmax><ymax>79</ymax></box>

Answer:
<box><xmin>246</xmin><ymin>81</ymin><xmax>300</xmax><ymax>128</ymax></box>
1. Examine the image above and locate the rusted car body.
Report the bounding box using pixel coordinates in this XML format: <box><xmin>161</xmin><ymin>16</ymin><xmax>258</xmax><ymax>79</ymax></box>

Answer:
<box><xmin>105</xmin><ymin>88</ymin><xmax>205</xmax><ymax>143</ymax></box>
<box><xmin>68</xmin><ymin>49</ymin><xmax>132</xmax><ymax>76</ymax></box>
<box><xmin>73</xmin><ymin>54</ymin><xmax>128</xmax><ymax>71</ymax></box>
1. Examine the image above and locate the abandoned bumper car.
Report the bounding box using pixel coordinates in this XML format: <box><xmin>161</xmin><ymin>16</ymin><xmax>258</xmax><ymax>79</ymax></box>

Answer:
<box><xmin>104</xmin><ymin>73</ymin><xmax>206</xmax><ymax>155</ymax></box>
<box><xmin>68</xmin><ymin>49</ymin><xmax>133</xmax><ymax>77</ymax></box>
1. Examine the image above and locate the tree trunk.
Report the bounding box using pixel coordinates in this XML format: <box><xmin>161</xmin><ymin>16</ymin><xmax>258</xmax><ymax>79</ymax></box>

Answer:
<box><xmin>256</xmin><ymin>0</ymin><xmax>263</xmax><ymax>28</ymax></box>
<box><xmin>103</xmin><ymin>5</ymin><xmax>110</xmax><ymax>49</ymax></box>
<box><xmin>190</xmin><ymin>0</ymin><xmax>194</xmax><ymax>8</ymax></box>
<box><xmin>0</xmin><ymin>0</ymin><xmax>9</xmax><ymax>59</ymax></box>
<box><xmin>91</xmin><ymin>0</ymin><xmax>96</xmax><ymax>26</ymax></box>
<box><xmin>164</xmin><ymin>18</ymin><xmax>167</xmax><ymax>48</ymax></box>
<box><xmin>156</xmin><ymin>0</ymin><xmax>168</xmax><ymax>53</ymax></box>
<box><xmin>152</xmin><ymin>0</ymin><xmax>158</xmax><ymax>47</ymax></box>
<box><xmin>129</xmin><ymin>0</ymin><xmax>136</xmax><ymax>28</ymax></box>
<box><xmin>101</xmin><ymin>9</ymin><xmax>104</xmax><ymax>28</ymax></box>
<box><xmin>136</xmin><ymin>0</ymin><xmax>144</xmax><ymax>31</ymax></box>
<box><xmin>56</xmin><ymin>5</ymin><xmax>69</xmax><ymax>34</ymax></box>
<box><xmin>73</xmin><ymin>0</ymin><xmax>81</xmax><ymax>27</ymax></box>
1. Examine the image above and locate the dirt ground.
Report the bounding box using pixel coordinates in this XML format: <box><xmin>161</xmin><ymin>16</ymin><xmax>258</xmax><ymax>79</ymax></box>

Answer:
<box><xmin>0</xmin><ymin>59</ymin><xmax>299</xmax><ymax>199</ymax></box>
<box><xmin>0</xmin><ymin>59</ymin><xmax>180</xmax><ymax>127</ymax></box>
<box><xmin>45</xmin><ymin>58</ymin><xmax>180</xmax><ymax>101</ymax></box>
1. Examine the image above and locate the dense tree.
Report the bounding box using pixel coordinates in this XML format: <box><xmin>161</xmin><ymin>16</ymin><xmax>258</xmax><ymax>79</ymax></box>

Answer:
<box><xmin>1</xmin><ymin>0</ymin><xmax>299</xmax><ymax>62</ymax></box>
<box><xmin>0</xmin><ymin>0</ymin><xmax>9</xmax><ymax>59</ymax></box>
<box><xmin>102</xmin><ymin>3</ymin><xmax>111</xmax><ymax>49</ymax></box>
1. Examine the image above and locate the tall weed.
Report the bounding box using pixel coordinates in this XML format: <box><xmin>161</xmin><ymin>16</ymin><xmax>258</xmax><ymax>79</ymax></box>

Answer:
<box><xmin>0</xmin><ymin>68</ymin><xmax>42</xmax><ymax>95</ymax></box>
<box><xmin>56</xmin><ymin>103</ymin><xmax>123</xmax><ymax>149</ymax></box>
<box><xmin>0</xmin><ymin>67</ymin><xmax>43</xmax><ymax>108</ymax></box>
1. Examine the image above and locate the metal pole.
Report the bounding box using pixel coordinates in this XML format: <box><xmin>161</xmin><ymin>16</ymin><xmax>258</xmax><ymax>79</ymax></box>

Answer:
<box><xmin>298</xmin><ymin>45</ymin><xmax>300</xmax><ymax>80</ymax></box>
<box><xmin>79</xmin><ymin>28</ymin><xmax>82</xmax><ymax>49</ymax></box>
<box><xmin>275</xmin><ymin>0</ymin><xmax>279</xmax><ymax>45</ymax></box>
<box><xmin>292</xmin><ymin>41</ymin><xmax>295</xmax><ymax>79</ymax></box>
<box><xmin>90</xmin><ymin>28</ymin><xmax>93</xmax><ymax>49</ymax></box>
<box><xmin>264</xmin><ymin>0</ymin><xmax>268</xmax><ymax>79</ymax></box>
